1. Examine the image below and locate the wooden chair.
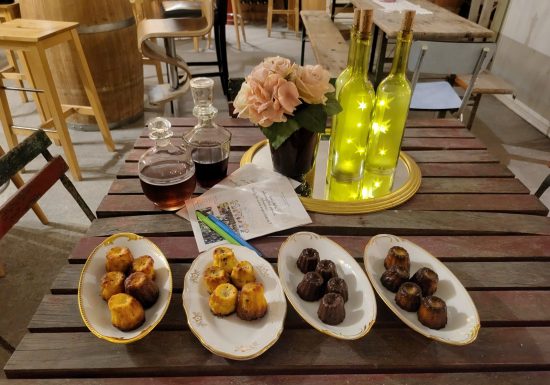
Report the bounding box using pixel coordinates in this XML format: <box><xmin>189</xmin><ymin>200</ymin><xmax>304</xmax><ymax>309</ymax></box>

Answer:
<box><xmin>454</xmin><ymin>0</ymin><xmax>514</xmax><ymax>129</ymax></box>
<box><xmin>0</xmin><ymin>129</ymin><xmax>95</xmax><ymax>241</ymax></box>
<box><xmin>229</xmin><ymin>0</ymin><xmax>246</xmax><ymax>50</ymax></box>
<box><xmin>409</xmin><ymin>41</ymin><xmax>495</xmax><ymax>121</ymax></box>
<box><xmin>267</xmin><ymin>0</ymin><xmax>299</xmax><ymax>37</ymax></box>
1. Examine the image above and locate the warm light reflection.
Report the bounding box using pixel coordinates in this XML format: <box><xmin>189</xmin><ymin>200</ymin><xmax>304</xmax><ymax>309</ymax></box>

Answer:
<box><xmin>379</xmin><ymin>148</ymin><xmax>387</xmax><ymax>156</ymax></box>
<box><xmin>358</xmin><ymin>101</ymin><xmax>367</xmax><ymax>110</ymax></box>
<box><xmin>372</xmin><ymin>122</ymin><xmax>389</xmax><ymax>134</ymax></box>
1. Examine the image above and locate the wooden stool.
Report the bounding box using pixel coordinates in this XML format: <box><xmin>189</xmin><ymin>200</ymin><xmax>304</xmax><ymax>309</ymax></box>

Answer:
<box><xmin>267</xmin><ymin>0</ymin><xmax>299</xmax><ymax>37</ymax></box>
<box><xmin>0</xmin><ymin>19</ymin><xmax>115</xmax><ymax>181</ymax></box>
<box><xmin>229</xmin><ymin>0</ymin><xmax>246</xmax><ymax>50</ymax></box>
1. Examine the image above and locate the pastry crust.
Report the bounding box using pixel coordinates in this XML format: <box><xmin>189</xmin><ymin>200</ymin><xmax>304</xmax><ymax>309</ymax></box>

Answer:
<box><xmin>106</xmin><ymin>247</ymin><xmax>134</xmax><ymax>273</ymax></box>
<box><xmin>209</xmin><ymin>283</ymin><xmax>238</xmax><ymax>316</ymax></box>
<box><xmin>203</xmin><ymin>266</ymin><xmax>230</xmax><ymax>294</ymax></box>
<box><xmin>237</xmin><ymin>282</ymin><xmax>268</xmax><ymax>321</ymax></box>
<box><xmin>418</xmin><ymin>296</ymin><xmax>447</xmax><ymax>329</ymax></box>
<box><xmin>108</xmin><ymin>293</ymin><xmax>145</xmax><ymax>331</ymax></box>
<box><xmin>384</xmin><ymin>246</ymin><xmax>410</xmax><ymax>273</ymax></box>
<box><xmin>100</xmin><ymin>271</ymin><xmax>126</xmax><ymax>301</ymax></box>
<box><xmin>125</xmin><ymin>272</ymin><xmax>159</xmax><ymax>309</ymax></box>
<box><xmin>230</xmin><ymin>261</ymin><xmax>256</xmax><ymax>289</ymax></box>
<box><xmin>132</xmin><ymin>255</ymin><xmax>155</xmax><ymax>281</ymax></box>
<box><xmin>212</xmin><ymin>247</ymin><xmax>239</xmax><ymax>274</ymax></box>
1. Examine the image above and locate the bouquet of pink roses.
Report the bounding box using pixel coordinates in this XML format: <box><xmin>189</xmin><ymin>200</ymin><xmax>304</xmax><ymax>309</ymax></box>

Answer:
<box><xmin>233</xmin><ymin>56</ymin><xmax>341</xmax><ymax>149</ymax></box>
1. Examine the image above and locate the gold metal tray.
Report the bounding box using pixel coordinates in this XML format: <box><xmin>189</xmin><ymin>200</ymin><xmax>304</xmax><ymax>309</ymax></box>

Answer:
<box><xmin>240</xmin><ymin>139</ymin><xmax>421</xmax><ymax>215</ymax></box>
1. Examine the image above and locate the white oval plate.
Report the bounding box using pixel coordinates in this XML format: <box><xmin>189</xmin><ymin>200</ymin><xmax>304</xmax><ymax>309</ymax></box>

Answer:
<box><xmin>182</xmin><ymin>245</ymin><xmax>286</xmax><ymax>360</ymax></box>
<box><xmin>278</xmin><ymin>232</ymin><xmax>376</xmax><ymax>339</ymax></box>
<box><xmin>78</xmin><ymin>233</ymin><xmax>172</xmax><ymax>344</ymax></box>
<box><xmin>364</xmin><ymin>234</ymin><xmax>480</xmax><ymax>345</ymax></box>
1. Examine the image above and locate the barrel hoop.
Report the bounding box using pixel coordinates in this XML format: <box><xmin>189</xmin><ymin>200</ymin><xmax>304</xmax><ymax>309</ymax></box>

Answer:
<box><xmin>77</xmin><ymin>17</ymin><xmax>135</xmax><ymax>34</ymax></box>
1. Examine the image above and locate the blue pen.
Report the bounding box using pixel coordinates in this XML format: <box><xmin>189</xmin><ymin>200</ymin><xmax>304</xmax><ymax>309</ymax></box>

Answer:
<box><xmin>198</xmin><ymin>210</ymin><xmax>264</xmax><ymax>258</ymax></box>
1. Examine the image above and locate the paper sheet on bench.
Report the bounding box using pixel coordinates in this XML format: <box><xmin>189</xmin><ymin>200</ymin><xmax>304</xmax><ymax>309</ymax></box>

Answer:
<box><xmin>372</xmin><ymin>0</ymin><xmax>433</xmax><ymax>15</ymax></box>
<box><xmin>177</xmin><ymin>164</ymin><xmax>312</xmax><ymax>252</ymax></box>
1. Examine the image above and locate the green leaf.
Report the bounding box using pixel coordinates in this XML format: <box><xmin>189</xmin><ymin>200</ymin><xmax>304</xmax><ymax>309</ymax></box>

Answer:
<box><xmin>294</xmin><ymin>104</ymin><xmax>327</xmax><ymax>134</ymax></box>
<box><xmin>261</xmin><ymin>119</ymin><xmax>300</xmax><ymax>150</ymax></box>
<box><xmin>324</xmin><ymin>92</ymin><xmax>342</xmax><ymax>116</ymax></box>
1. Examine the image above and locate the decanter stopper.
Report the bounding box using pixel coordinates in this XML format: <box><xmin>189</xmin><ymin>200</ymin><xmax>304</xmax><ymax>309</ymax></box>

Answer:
<box><xmin>191</xmin><ymin>77</ymin><xmax>217</xmax><ymax>118</ymax></box>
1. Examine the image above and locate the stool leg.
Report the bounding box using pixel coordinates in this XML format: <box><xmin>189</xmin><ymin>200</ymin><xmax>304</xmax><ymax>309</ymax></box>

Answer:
<box><xmin>230</xmin><ymin>0</ymin><xmax>241</xmax><ymax>50</ymax></box>
<box><xmin>294</xmin><ymin>0</ymin><xmax>299</xmax><ymax>35</ymax></box>
<box><xmin>467</xmin><ymin>93</ymin><xmax>482</xmax><ymax>130</ymax></box>
<box><xmin>236</xmin><ymin>0</ymin><xmax>246</xmax><ymax>43</ymax></box>
<box><xmin>18</xmin><ymin>50</ymin><xmax>50</xmax><ymax>123</ymax></box>
<box><xmin>68</xmin><ymin>30</ymin><xmax>115</xmax><ymax>152</ymax></box>
<box><xmin>0</xmin><ymin>77</ymin><xmax>18</xmax><ymax>150</ymax></box>
<box><xmin>267</xmin><ymin>0</ymin><xmax>273</xmax><ymax>37</ymax></box>
<box><xmin>5</xmin><ymin>49</ymin><xmax>28</xmax><ymax>103</ymax></box>
<box><xmin>9</xmin><ymin>172</ymin><xmax>49</xmax><ymax>225</ymax></box>
<box><xmin>28</xmin><ymin>46</ymin><xmax>82</xmax><ymax>181</ymax></box>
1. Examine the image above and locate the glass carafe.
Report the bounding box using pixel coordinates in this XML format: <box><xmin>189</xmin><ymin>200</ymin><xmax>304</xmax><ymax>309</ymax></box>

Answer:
<box><xmin>138</xmin><ymin>117</ymin><xmax>196</xmax><ymax>211</ymax></box>
<box><xmin>183</xmin><ymin>77</ymin><xmax>231</xmax><ymax>188</ymax></box>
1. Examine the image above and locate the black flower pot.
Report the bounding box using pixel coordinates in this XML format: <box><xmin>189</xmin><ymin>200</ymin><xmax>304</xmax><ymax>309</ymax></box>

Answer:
<box><xmin>269</xmin><ymin>127</ymin><xmax>319</xmax><ymax>182</ymax></box>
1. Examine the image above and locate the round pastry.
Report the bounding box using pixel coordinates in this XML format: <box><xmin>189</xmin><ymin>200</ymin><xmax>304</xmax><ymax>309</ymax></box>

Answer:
<box><xmin>326</xmin><ymin>277</ymin><xmax>348</xmax><ymax>302</ymax></box>
<box><xmin>203</xmin><ymin>266</ymin><xmax>230</xmax><ymax>294</ymax></box>
<box><xmin>237</xmin><ymin>282</ymin><xmax>268</xmax><ymax>321</ymax></box>
<box><xmin>315</xmin><ymin>259</ymin><xmax>338</xmax><ymax>283</ymax></box>
<box><xmin>124</xmin><ymin>272</ymin><xmax>159</xmax><ymax>309</ymax></box>
<box><xmin>132</xmin><ymin>255</ymin><xmax>155</xmax><ymax>281</ymax></box>
<box><xmin>418</xmin><ymin>296</ymin><xmax>447</xmax><ymax>329</ymax></box>
<box><xmin>380</xmin><ymin>265</ymin><xmax>409</xmax><ymax>292</ymax></box>
<box><xmin>209</xmin><ymin>283</ymin><xmax>238</xmax><ymax>316</ymax></box>
<box><xmin>212</xmin><ymin>246</ymin><xmax>239</xmax><ymax>274</ymax></box>
<box><xmin>100</xmin><ymin>271</ymin><xmax>126</xmax><ymax>301</ymax></box>
<box><xmin>410</xmin><ymin>267</ymin><xmax>439</xmax><ymax>297</ymax></box>
<box><xmin>230</xmin><ymin>260</ymin><xmax>256</xmax><ymax>289</ymax></box>
<box><xmin>108</xmin><ymin>293</ymin><xmax>145</xmax><ymax>331</ymax></box>
<box><xmin>384</xmin><ymin>246</ymin><xmax>410</xmax><ymax>273</ymax></box>
<box><xmin>106</xmin><ymin>247</ymin><xmax>134</xmax><ymax>273</ymax></box>
<box><xmin>297</xmin><ymin>271</ymin><xmax>324</xmax><ymax>301</ymax></box>
<box><xmin>395</xmin><ymin>282</ymin><xmax>422</xmax><ymax>312</ymax></box>
<box><xmin>317</xmin><ymin>293</ymin><xmax>346</xmax><ymax>325</ymax></box>
<box><xmin>297</xmin><ymin>248</ymin><xmax>320</xmax><ymax>273</ymax></box>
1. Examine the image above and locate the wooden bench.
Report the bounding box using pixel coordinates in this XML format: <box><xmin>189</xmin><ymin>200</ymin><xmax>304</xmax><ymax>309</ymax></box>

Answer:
<box><xmin>300</xmin><ymin>10</ymin><xmax>348</xmax><ymax>78</ymax></box>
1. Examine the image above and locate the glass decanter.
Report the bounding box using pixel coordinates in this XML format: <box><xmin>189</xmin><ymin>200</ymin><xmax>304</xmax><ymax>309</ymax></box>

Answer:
<box><xmin>138</xmin><ymin>117</ymin><xmax>196</xmax><ymax>211</ymax></box>
<box><xmin>183</xmin><ymin>77</ymin><xmax>231</xmax><ymax>188</ymax></box>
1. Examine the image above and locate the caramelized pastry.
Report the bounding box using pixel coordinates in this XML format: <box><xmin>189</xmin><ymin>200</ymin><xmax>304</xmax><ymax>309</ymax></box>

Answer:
<box><xmin>100</xmin><ymin>271</ymin><xmax>126</xmax><ymax>301</ymax></box>
<box><xmin>418</xmin><ymin>296</ymin><xmax>447</xmax><ymax>329</ymax></box>
<box><xmin>132</xmin><ymin>255</ymin><xmax>155</xmax><ymax>281</ymax></box>
<box><xmin>315</xmin><ymin>259</ymin><xmax>338</xmax><ymax>283</ymax></box>
<box><xmin>230</xmin><ymin>260</ymin><xmax>256</xmax><ymax>289</ymax></box>
<box><xmin>237</xmin><ymin>282</ymin><xmax>268</xmax><ymax>321</ymax></box>
<box><xmin>124</xmin><ymin>272</ymin><xmax>159</xmax><ymax>309</ymax></box>
<box><xmin>384</xmin><ymin>246</ymin><xmax>410</xmax><ymax>273</ymax></box>
<box><xmin>106</xmin><ymin>247</ymin><xmax>134</xmax><ymax>273</ymax></box>
<box><xmin>410</xmin><ymin>267</ymin><xmax>439</xmax><ymax>297</ymax></box>
<box><xmin>212</xmin><ymin>246</ymin><xmax>238</xmax><ymax>274</ymax></box>
<box><xmin>209</xmin><ymin>283</ymin><xmax>238</xmax><ymax>316</ymax></box>
<box><xmin>317</xmin><ymin>293</ymin><xmax>346</xmax><ymax>325</ymax></box>
<box><xmin>395</xmin><ymin>282</ymin><xmax>422</xmax><ymax>312</ymax></box>
<box><xmin>108</xmin><ymin>293</ymin><xmax>145</xmax><ymax>331</ymax></box>
<box><xmin>297</xmin><ymin>271</ymin><xmax>324</xmax><ymax>301</ymax></box>
<box><xmin>297</xmin><ymin>248</ymin><xmax>320</xmax><ymax>273</ymax></box>
<box><xmin>326</xmin><ymin>277</ymin><xmax>348</xmax><ymax>302</ymax></box>
<box><xmin>203</xmin><ymin>266</ymin><xmax>230</xmax><ymax>293</ymax></box>
<box><xmin>380</xmin><ymin>265</ymin><xmax>409</xmax><ymax>292</ymax></box>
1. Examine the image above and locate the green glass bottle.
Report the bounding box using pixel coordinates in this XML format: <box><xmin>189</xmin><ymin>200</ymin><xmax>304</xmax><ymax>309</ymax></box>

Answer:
<box><xmin>362</xmin><ymin>11</ymin><xmax>415</xmax><ymax>199</ymax></box>
<box><xmin>335</xmin><ymin>9</ymin><xmax>360</xmax><ymax>98</ymax></box>
<box><xmin>327</xmin><ymin>9</ymin><xmax>375</xmax><ymax>201</ymax></box>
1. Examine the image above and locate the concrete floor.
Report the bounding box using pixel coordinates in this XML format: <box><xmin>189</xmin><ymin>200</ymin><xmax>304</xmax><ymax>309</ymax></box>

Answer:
<box><xmin>0</xmin><ymin>21</ymin><xmax>549</xmax><ymax>378</ymax></box>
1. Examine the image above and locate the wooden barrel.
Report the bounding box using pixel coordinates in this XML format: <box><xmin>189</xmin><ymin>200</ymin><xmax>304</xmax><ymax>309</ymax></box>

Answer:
<box><xmin>20</xmin><ymin>0</ymin><xmax>144</xmax><ymax>130</ymax></box>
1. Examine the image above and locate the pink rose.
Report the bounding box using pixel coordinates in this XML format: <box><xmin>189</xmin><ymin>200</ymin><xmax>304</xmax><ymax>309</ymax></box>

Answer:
<box><xmin>262</xmin><ymin>56</ymin><xmax>293</xmax><ymax>78</ymax></box>
<box><xmin>233</xmin><ymin>73</ymin><xmax>301</xmax><ymax>127</ymax></box>
<box><xmin>293</xmin><ymin>64</ymin><xmax>334</xmax><ymax>104</ymax></box>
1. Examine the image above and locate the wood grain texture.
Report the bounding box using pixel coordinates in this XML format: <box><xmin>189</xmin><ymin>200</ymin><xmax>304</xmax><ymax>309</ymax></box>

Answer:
<box><xmin>418</xmin><ymin>163</ymin><xmax>513</xmax><ymax>177</ymax></box>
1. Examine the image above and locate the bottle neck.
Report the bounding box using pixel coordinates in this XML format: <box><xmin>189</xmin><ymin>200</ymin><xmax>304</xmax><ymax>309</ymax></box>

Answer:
<box><xmin>346</xmin><ymin>28</ymin><xmax>357</xmax><ymax>68</ymax></box>
<box><xmin>351</xmin><ymin>33</ymin><xmax>371</xmax><ymax>76</ymax></box>
<box><xmin>389</xmin><ymin>31</ymin><xmax>412</xmax><ymax>76</ymax></box>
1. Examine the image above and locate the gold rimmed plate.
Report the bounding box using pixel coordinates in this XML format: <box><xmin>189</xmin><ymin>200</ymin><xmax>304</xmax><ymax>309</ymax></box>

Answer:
<box><xmin>278</xmin><ymin>232</ymin><xmax>377</xmax><ymax>339</ymax></box>
<box><xmin>78</xmin><ymin>233</ymin><xmax>172</xmax><ymax>344</ymax></box>
<box><xmin>182</xmin><ymin>245</ymin><xmax>287</xmax><ymax>360</ymax></box>
<box><xmin>364</xmin><ymin>234</ymin><xmax>480</xmax><ymax>345</ymax></box>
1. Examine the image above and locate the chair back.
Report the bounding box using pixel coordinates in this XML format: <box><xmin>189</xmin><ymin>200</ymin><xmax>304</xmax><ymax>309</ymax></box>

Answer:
<box><xmin>0</xmin><ymin>130</ymin><xmax>95</xmax><ymax>239</ymax></box>
<box><xmin>408</xmin><ymin>41</ymin><xmax>496</xmax><ymax>117</ymax></box>
<box><xmin>468</xmin><ymin>0</ymin><xmax>509</xmax><ymax>40</ymax></box>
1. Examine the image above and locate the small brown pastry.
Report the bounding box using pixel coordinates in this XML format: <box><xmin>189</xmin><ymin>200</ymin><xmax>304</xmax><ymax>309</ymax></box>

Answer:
<box><xmin>380</xmin><ymin>265</ymin><xmax>409</xmax><ymax>292</ymax></box>
<box><xmin>410</xmin><ymin>267</ymin><xmax>439</xmax><ymax>297</ymax></box>
<box><xmin>100</xmin><ymin>271</ymin><xmax>126</xmax><ymax>301</ymax></box>
<box><xmin>297</xmin><ymin>272</ymin><xmax>324</xmax><ymax>301</ymax></box>
<box><xmin>237</xmin><ymin>282</ymin><xmax>268</xmax><ymax>321</ymax></box>
<box><xmin>326</xmin><ymin>277</ymin><xmax>348</xmax><ymax>302</ymax></box>
<box><xmin>297</xmin><ymin>248</ymin><xmax>320</xmax><ymax>273</ymax></box>
<box><xmin>418</xmin><ymin>296</ymin><xmax>447</xmax><ymax>329</ymax></box>
<box><xmin>212</xmin><ymin>246</ymin><xmax>239</xmax><ymax>274</ymax></box>
<box><xmin>230</xmin><ymin>261</ymin><xmax>256</xmax><ymax>289</ymax></box>
<box><xmin>203</xmin><ymin>266</ymin><xmax>230</xmax><ymax>294</ymax></box>
<box><xmin>384</xmin><ymin>246</ymin><xmax>410</xmax><ymax>273</ymax></box>
<box><xmin>108</xmin><ymin>293</ymin><xmax>145</xmax><ymax>331</ymax></box>
<box><xmin>106</xmin><ymin>247</ymin><xmax>134</xmax><ymax>273</ymax></box>
<box><xmin>315</xmin><ymin>260</ymin><xmax>338</xmax><ymax>283</ymax></box>
<box><xmin>124</xmin><ymin>272</ymin><xmax>159</xmax><ymax>309</ymax></box>
<box><xmin>132</xmin><ymin>255</ymin><xmax>155</xmax><ymax>281</ymax></box>
<box><xmin>317</xmin><ymin>293</ymin><xmax>346</xmax><ymax>325</ymax></box>
<box><xmin>209</xmin><ymin>283</ymin><xmax>238</xmax><ymax>316</ymax></box>
<box><xmin>395</xmin><ymin>282</ymin><xmax>422</xmax><ymax>312</ymax></box>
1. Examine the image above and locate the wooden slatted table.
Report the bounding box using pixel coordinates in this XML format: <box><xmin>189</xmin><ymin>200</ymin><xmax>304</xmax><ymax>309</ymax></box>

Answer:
<box><xmin>3</xmin><ymin>118</ymin><xmax>550</xmax><ymax>384</ymax></box>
